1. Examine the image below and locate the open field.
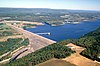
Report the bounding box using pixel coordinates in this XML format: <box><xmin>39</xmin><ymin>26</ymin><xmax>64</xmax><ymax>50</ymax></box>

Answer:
<box><xmin>0</xmin><ymin>23</ymin><xmax>21</xmax><ymax>36</ymax></box>
<box><xmin>0</xmin><ymin>35</ymin><xmax>24</xmax><ymax>42</ymax></box>
<box><xmin>0</xmin><ymin>23</ymin><xmax>11</xmax><ymax>30</ymax></box>
<box><xmin>63</xmin><ymin>43</ymin><xmax>100</xmax><ymax>66</ymax></box>
<box><xmin>36</xmin><ymin>58</ymin><xmax>76</xmax><ymax>66</ymax></box>
<box><xmin>0</xmin><ymin>23</ymin><xmax>22</xmax><ymax>42</ymax></box>
<box><xmin>1</xmin><ymin>20</ymin><xmax>44</xmax><ymax>28</ymax></box>
<box><xmin>2</xmin><ymin>20</ymin><xmax>44</xmax><ymax>25</ymax></box>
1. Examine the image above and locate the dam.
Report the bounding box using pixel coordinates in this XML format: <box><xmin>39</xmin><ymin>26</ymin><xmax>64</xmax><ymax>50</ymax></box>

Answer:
<box><xmin>6</xmin><ymin>23</ymin><xmax>56</xmax><ymax>59</ymax></box>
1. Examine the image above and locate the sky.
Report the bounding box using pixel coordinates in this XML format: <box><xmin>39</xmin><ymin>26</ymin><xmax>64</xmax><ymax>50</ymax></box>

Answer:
<box><xmin>0</xmin><ymin>0</ymin><xmax>100</xmax><ymax>11</ymax></box>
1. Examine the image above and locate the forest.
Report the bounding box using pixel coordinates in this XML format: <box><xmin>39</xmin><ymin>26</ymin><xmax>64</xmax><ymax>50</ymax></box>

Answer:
<box><xmin>2</xmin><ymin>27</ymin><xmax>100</xmax><ymax>66</ymax></box>
<box><xmin>0</xmin><ymin>38</ymin><xmax>29</xmax><ymax>55</ymax></box>
<box><xmin>79</xmin><ymin>27</ymin><xmax>100</xmax><ymax>61</ymax></box>
<box><xmin>0</xmin><ymin>38</ymin><xmax>29</xmax><ymax>61</ymax></box>
<box><xmin>59</xmin><ymin>27</ymin><xmax>100</xmax><ymax>62</ymax></box>
<box><xmin>3</xmin><ymin>44</ymin><xmax>74</xmax><ymax>66</ymax></box>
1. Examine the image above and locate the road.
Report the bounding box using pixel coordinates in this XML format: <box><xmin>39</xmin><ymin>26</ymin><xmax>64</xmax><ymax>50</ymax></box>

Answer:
<box><xmin>6</xmin><ymin>23</ymin><xmax>56</xmax><ymax>60</ymax></box>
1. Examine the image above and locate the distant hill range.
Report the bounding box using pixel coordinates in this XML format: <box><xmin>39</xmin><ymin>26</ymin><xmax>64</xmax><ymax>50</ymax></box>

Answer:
<box><xmin>0</xmin><ymin>7</ymin><xmax>99</xmax><ymax>14</ymax></box>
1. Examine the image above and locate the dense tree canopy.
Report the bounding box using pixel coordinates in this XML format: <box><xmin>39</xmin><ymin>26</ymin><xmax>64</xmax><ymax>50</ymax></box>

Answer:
<box><xmin>64</xmin><ymin>27</ymin><xmax>100</xmax><ymax>61</ymax></box>
<box><xmin>3</xmin><ymin>44</ymin><xmax>74</xmax><ymax>66</ymax></box>
<box><xmin>0</xmin><ymin>38</ymin><xmax>29</xmax><ymax>61</ymax></box>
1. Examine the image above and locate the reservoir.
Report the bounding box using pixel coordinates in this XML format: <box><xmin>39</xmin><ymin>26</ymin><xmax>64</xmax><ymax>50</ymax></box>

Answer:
<box><xmin>26</xmin><ymin>19</ymin><xmax>100</xmax><ymax>42</ymax></box>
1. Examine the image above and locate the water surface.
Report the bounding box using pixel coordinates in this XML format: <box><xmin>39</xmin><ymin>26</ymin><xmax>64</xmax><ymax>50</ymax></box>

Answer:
<box><xmin>26</xmin><ymin>20</ymin><xmax>100</xmax><ymax>41</ymax></box>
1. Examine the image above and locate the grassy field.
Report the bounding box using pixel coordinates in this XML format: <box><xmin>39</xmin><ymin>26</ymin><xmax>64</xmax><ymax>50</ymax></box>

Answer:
<box><xmin>0</xmin><ymin>23</ymin><xmax>15</xmax><ymax>37</ymax></box>
<box><xmin>0</xmin><ymin>23</ymin><xmax>22</xmax><ymax>41</ymax></box>
<box><xmin>0</xmin><ymin>23</ymin><xmax>11</xmax><ymax>30</ymax></box>
<box><xmin>36</xmin><ymin>58</ymin><xmax>76</xmax><ymax>66</ymax></box>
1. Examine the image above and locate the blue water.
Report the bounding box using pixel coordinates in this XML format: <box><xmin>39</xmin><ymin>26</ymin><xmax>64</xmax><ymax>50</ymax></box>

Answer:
<box><xmin>26</xmin><ymin>20</ymin><xmax>100</xmax><ymax>41</ymax></box>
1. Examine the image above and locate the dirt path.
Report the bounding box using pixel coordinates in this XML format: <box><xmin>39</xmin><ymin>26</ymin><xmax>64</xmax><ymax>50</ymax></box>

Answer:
<box><xmin>62</xmin><ymin>43</ymin><xmax>100</xmax><ymax>66</ymax></box>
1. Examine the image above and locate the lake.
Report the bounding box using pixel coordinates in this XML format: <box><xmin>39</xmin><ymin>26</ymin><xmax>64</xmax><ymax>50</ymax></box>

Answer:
<box><xmin>26</xmin><ymin>19</ymin><xmax>100</xmax><ymax>42</ymax></box>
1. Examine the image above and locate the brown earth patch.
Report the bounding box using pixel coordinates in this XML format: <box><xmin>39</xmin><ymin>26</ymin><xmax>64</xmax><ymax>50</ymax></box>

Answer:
<box><xmin>36</xmin><ymin>58</ymin><xmax>76</xmax><ymax>66</ymax></box>
<box><xmin>63</xmin><ymin>43</ymin><xmax>100</xmax><ymax>66</ymax></box>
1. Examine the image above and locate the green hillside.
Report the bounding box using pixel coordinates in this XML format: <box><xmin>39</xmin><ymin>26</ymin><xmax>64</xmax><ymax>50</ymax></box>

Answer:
<box><xmin>2</xmin><ymin>27</ymin><xmax>100</xmax><ymax>66</ymax></box>
<box><xmin>59</xmin><ymin>27</ymin><xmax>100</xmax><ymax>61</ymax></box>
<box><xmin>3</xmin><ymin>43</ymin><xmax>74</xmax><ymax>66</ymax></box>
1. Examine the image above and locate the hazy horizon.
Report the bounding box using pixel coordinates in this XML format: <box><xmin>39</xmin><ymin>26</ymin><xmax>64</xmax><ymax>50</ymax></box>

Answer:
<box><xmin>0</xmin><ymin>7</ymin><xmax>100</xmax><ymax>12</ymax></box>
<box><xmin>0</xmin><ymin>0</ymin><xmax>100</xmax><ymax>11</ymax></box>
